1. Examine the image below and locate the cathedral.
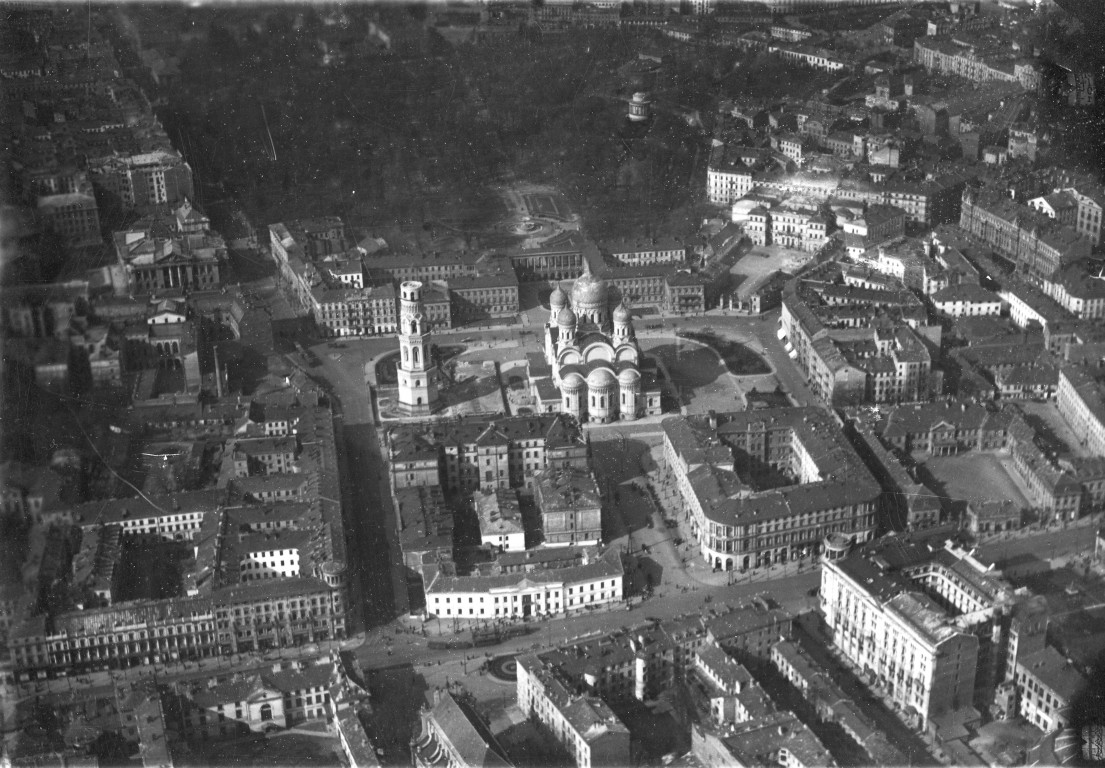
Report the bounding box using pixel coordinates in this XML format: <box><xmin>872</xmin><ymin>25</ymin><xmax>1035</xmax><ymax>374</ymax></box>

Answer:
<box><xmin>543</xmin><ymin>261</ymin><xmax>662</xmax><ymax>423</ymax></box>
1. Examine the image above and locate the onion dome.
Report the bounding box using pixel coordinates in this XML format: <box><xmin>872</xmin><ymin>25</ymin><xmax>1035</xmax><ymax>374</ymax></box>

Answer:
<box><xmin>613</xmin><ymin>302</ymin><xmax>632</xmax><ymax>324</ymax></box>
<box><xmin>557</xmin><ymin>307</ymin><xmax>577</xmax><ymax>326</ymax></box>
<box><xmin>550</xmin><ymin>287</ymin><xmax>568</xmax><ymax>310</ymax></box>
<box><xmin>570</xmin><ymin>259</ymin><xmax>607</xmax><ymax>308</ymax></box>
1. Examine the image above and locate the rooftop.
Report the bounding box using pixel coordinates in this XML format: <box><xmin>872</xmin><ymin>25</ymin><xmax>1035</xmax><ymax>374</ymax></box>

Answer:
<box><xmin>1017</xmin><ymin>647</ymin><xmax>1087</xmax><ymax>703</ymax></box>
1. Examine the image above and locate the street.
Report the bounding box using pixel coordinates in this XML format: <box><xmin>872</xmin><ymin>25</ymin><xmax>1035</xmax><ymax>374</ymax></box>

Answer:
<box><xmin>350</xmin><ymin>567</ymin><xmax>820</xmax><ymax>674</ymax></box>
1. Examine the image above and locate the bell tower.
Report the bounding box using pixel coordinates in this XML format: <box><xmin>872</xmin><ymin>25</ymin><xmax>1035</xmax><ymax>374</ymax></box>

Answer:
<box><xmin>396</xmin><ymin>281</ymin><xmax>438</xmax><ymax>415</ymax></box>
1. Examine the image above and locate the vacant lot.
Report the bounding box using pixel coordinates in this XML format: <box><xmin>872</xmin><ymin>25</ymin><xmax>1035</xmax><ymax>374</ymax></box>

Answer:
<box><xmin>919</xmin><ymin>452</ymin><xmax>1030</xmax><ymax>518</ymax></box>
<box><xmin>192</xmin><ymin>732</ymin><xmax>342</xmax><ymax>768</ymax></box>
<box><xmin>732</xmin><ymin>245</ymin><xmax>816</xmax><ymax>299</ymax></box>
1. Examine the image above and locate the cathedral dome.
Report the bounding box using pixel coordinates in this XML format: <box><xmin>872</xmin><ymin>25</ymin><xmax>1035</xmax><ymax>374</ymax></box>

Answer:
<box><xmin>613</xmin><ymin>302</ymin><xmax>631</xmax><ymax>324</ymax></box>
<box><xmin>561</xmin><ymin>371</ymin><xmax>585</xmax><ymax>390</ymax></box>
<box><xmin>586</xmin><ymin>366</ymin><xmax>616</xmax><ymax>389</ymax></box>
<box><xmin>557</xmin><ymin>307</ymin><xmax>577</xmax><ymax>326</ymax></box>
<box><xmin>550</xmin><ymin>287</ymin><xmax>568</xmax><ymax>310</ymax></box>
<box><xmin>570</xmin><ymin>260</ymin><xmax>607</xmax><ymax>309</ymax></box>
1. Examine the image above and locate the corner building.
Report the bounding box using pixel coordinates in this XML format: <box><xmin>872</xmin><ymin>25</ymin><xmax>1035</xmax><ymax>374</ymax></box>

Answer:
<box><xmin>661</xmin><ymin>409</ymin><xmax>880</xmax><ymax>571</ymax></box>
<box><xmin>821</xmin><ymin>537</ymin><xmax>1040</xmax><ymax>731</ymax></box>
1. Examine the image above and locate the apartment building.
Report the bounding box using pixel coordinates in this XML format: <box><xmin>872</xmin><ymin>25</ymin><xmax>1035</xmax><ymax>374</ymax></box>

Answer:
<box><xmin>475</xmin><ymin>488</ymin><xmax>526</xmax><ymax>552</ymax></box>
<box><xmin>841</xmin><ymin>204</ymin><xmax>907</xmax><ymax>245</ymax></box>
<box><xmin>930</xmin><ymin>283</ymin><xmax>1003</xmax><ymax>317</ymax></box>
<box><xmin>313</xmin><ymin>283</ymin><xmax>397</xmax><ymax>337</ymax></box>
<box><xmin>913</xmin><ymin>38</ymin><xmax>1009</xmax><ymax>83</ymax></box>
<box><xmin>1056</xmin><ymin>366</ymin><xmax>1105</xmax><ymax>459</ymax></box>
<box><xmin>1060</xmin><ymin>186</ymin><xmax>1104</xmax><ymax>246</ymax></box>
<box><xmin>748</xmin><ymin>198</ymin><xmax>831</xmax><ymax>251</ymax></box>
<box><xmin>1039</xmin><ymin>264</ymin><xmax>1105</xmax><ymax>320</ymax></box>
<box><xmin>1012</xmin><ymin>647</ymin><xmax>1087</xmax><ymax>733</ymax></box>
<box><xmin>847</xmin><ymin>425</ymin><xmax>942</xmax><ymax>533</ymax></box>
<box><xmin>707</xmin><ymin>158</ymin><xmax>756</xmax><ymax>205</ymax></box>
<box><xmin>88</xmin><ymin>150</ymin><xmax>195</xmax><ymax>209</ymax></box>
<box><xmin>450</xmin><ymin>272</ymin><xmax>520</xmax><ymax>324</ymax></box>
<box><xmin>232</xmin><ymin>437</ymin><xmax>297</xmax><ymax>477</ymax></box>
<box><xmin>70</xmin><ymin>489</ymin><xmax>224</xmax><ymax>542</ymax></box>
<box><xmin>36</xmin><ymin>192</ymin><xmax>101</xmax><ymax>243</ymax></box>
<box><xmin>600</xmin><ymin>236</ymin><xmax>688</xmax><ymax>266</ymax></box>
<box><xmin>9</xmin><ymin>403</ymin><xmax>350</xmax><ymax>679</ymax></box>
<box><xmin>695</xmin><ymin>643</ymin><xmax>755</xmax><ymax>724</ymax></box>
<box><xmin>385</xmin><ymin>414</ymin><xmax>589</xmax><ymax>494</ymax></box>
<box><xmin>820</xmin><ymin>540</ymin><xmax>1020</xmax><ymax>729</ymax></box>
<box><xmin>779</xmin><ymin>273</ymin><xmax>934</xmax><ymax>407</ymax></box>
<box><xmin>691</xmin><ymin>712</ymin><xmax>836</xmax><ymax>768</ymax></box>
<box><xmin>719</xmin><ymin>167</ymin><xmax>964</xmax><ymax>227</ymax></box>
<box><xmin>661</xmin><ymin>408</ymin><xmax>880</xmax><ymax>571</ymax></box>
<box><xmin>516</xmin><ymin>654</ymin><xmax>631</xmax><ymax>768</ymax></box>
<box><xmin>413</xmin><ymin>692</ymin><xmax>512</xmax><ymax>768</ymax></box>
<box><xmin>767</xmin><ymin>42</ymin><xmax>849</xmax><ymax>72</ymax></box>
<box><xmin>959</xmin><ymin>189</ymin><xmax>1091</xmax><ymax>281</ymax></box>
<box><xmin>8</xmin><ymin>576</ymin><xmax>347</xmax><ymax>678</ymax></box>
<box><xmin>535</xmin><ymin>467</ymin><xmax>603</xmax><ymax>547</ymax></box>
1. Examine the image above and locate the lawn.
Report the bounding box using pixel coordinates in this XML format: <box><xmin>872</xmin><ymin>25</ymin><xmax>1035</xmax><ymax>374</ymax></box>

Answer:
<box><xmin>645</xmin><ymin>341</ymin><xmax>745</xmax><ymax>414</ymax></box>
<box><xmin>681</xmin><ymin>331</ymin><xmax>772</xmax><ymax>376</ymax></box>
<box><xmin>523</xmin><ymin>193</ymin><xmax>568</xmax><ymax>221</ymax></box>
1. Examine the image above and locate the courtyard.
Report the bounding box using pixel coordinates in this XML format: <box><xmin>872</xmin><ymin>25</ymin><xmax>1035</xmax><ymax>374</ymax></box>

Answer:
<box><xmin>918</xmin><ymin>452</ymin><xmax>1030</xmax><ymax>520</ymax></box>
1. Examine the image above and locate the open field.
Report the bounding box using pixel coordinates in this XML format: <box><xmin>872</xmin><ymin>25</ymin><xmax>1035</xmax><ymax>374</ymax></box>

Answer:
<box><xmin>919</xmin><ymin>452</ymin><xmax>1030</xmax><ymax>519</ymax></box>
